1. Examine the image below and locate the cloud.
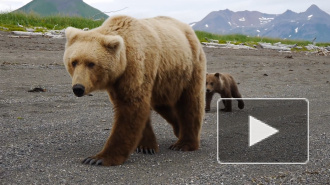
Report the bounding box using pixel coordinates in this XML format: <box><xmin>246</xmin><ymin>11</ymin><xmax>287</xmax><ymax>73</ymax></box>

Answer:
<box><xmin>0</xmin><ymin>0</ymin><xmax>329</xmax><ymax>23</ymax></box>
<box><xmin>0</xmin><ymin>0</ymin><xmax>32</xmax><ymax>11</ymax></box>
<box><xmin>83</xmin><ymin>0</ymin><xmax>114</xmax><ymax>4</ymax></box>
<box><xmin>87</xmin><ymin>0</ymin><xmax>330</xmax><ymax>23</ymax></box>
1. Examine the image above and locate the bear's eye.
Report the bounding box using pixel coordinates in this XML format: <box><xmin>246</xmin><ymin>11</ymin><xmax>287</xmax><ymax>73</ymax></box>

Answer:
<box><xmin>210</xmin><ymin>82</ymin><xmax>214</xmax><ymax>86</ymax></box>
<box><xmin>72</xmin><ymin>61</ymin><xmax>77</xmax><ymax>68</ymax></box>
<box><xmin>206</xmin><ymin>82</ymin><xmax>208</xmax><ymax>85</ymax></box>
<box><xmin>87</xmin><ymin>62</ymin><xmax>95</xmax><ymax>68</ymax></box>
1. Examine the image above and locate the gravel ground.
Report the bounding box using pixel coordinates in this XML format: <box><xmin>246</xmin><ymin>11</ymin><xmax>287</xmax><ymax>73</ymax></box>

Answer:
<box><xmin>1</xmin><ymin>31</ymin><xmax>329</xmax><ymax>184</ymax></box>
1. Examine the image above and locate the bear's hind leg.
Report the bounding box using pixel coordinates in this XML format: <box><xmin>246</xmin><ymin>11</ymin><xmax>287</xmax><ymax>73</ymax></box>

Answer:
<box><xmin>136</xmin><ymin>117</ymin><xmax>159</xmax><ymax>154</ymax></box>
<box><xmin>231</xmin><ymin>85</ymin><xmax>244</xmax><ymax>109</ymax></box>
<box><xmin>223</xmin><ymin>99</ymin><xmax>232</xmax><ymax>112</ymax></box>
<box><xmin>238</xmin><ymin>100</ymin><xmax>244</xmax><ymax>109</ymax></box>
<box><xmin>220</xmin><ymin>99</ymin><xmax>226</xmax><ymax>111</ymax></box>
<box><xmin>220</xmin><ymin>98</ymin><xmax>232</xmax><ymax>112</ymax></box>
<box><xmin>154</xmin><ymin>105</ymin><xmax>180</xmax><ymax>138</ymax></box>
<box><xmin>220</xmin><ymin>92</ymin><xmax>232</xmax><ymax>112</ymax></box>
<box><xmin>170</xmin><ymin>90</ymin><xmax>203</xmax><ymax>151</ymax></box>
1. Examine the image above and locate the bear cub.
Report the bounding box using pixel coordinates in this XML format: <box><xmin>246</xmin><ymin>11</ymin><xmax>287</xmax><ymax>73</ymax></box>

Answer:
<box><xmin>205</xmin><ymin>73</ymin><xmax>244</xmax><ymax>112</ymax></box>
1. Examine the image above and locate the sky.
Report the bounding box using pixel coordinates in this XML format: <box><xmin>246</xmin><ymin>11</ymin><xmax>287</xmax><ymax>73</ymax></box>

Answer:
<box><xmin>0</xmin><ymin>0</ymin><xmax>330</xmax><ymax>23</ymax></box>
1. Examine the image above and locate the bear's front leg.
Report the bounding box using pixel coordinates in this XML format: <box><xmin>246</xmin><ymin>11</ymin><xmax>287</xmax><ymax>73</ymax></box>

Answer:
<box><xmin>136</xmin><ymin>117</ymin><xmax>159</xmax><ymax>154</ymax></box>
<box><xmin>205</xmin><ymin>92</ymin><xmax>214</xmax><ymax>111</ymax></box>
<box><xmin>82</xmin><ymin>101</ymin><xmax>150</xmax><ymax>166</ymax></box>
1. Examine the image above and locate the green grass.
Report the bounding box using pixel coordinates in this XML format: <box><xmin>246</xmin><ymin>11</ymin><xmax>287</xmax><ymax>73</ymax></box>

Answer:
<box><xmin>195</xmin><ymin>31</ymin><xmax>329</xmax><ymax>47</ymax></box>
<box><xmin>1</xmin><ymin>12</ymin><xmax>329</xmax><ymax>48</ymax></box>
<box><xmin>0</xmin><ymin>11</ymin><xmax>104</xmax><ymax>30</ymax></box>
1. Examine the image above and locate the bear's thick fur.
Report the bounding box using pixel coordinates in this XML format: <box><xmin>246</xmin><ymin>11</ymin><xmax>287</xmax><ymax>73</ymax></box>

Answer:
<box><xmin>63</xmin><ymin>15</ymin><xmax>206</xmax><ymax>166</ymax></box>
<box><xmin>205</xmin><ymin>73</ymin><xmax>244</xmax><ymax>112</ymax></box>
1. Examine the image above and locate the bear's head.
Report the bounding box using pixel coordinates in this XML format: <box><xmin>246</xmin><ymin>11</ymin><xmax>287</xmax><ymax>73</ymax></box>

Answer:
<box><xmin>63</xmin><ymin>27</ymin><xmax>126</xmax><ymax>97</ymax></box>
<box><xmin>206</xmin><ymin>73</ymin><xmax>221</xmax><ymax>93</ymax></box>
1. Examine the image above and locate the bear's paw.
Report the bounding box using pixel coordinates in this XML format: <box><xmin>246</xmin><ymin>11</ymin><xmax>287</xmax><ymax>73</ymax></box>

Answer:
<box><xmin>82</xmin><ymin>154</ymin><xmax>126</xmax><ymax>166</ymax></box>
<box><xmin>136</xmin><ymin>147</ymin><xmax>156</xmax><ymax>155</ymax></box>
<box><xmin>169</xmin><ymin>140</ymin><xmax>199</xmax><ymax>151</ymax></box>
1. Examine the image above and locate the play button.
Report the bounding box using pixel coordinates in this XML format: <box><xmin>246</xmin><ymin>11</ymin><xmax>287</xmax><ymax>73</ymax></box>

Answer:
<box><xmin>217</xmin><ymin>98</ymin><xmax>309</xmax><ymax>164</ymax></box>
<box><xmin>249</xmin><ymin>116</ymin><xmax>279</xmax><ymax>147</ymax></box>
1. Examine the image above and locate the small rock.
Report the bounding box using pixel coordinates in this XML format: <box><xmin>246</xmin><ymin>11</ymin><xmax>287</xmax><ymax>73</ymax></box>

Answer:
<box><xmin>28</xmin><ymin>87</ymin><xmax>46</xmax><ymax>92</ymax></box>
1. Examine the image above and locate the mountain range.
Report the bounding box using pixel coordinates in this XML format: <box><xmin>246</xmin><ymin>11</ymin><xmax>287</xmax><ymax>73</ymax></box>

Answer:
<box><xmin>191</xmin><ymin>4</ymin><xmax>330</xmax><ymax>42</ymax></box>
<box><xmin>15</xmin><ymin>0</ymin><xmax>108</xmax><ymax>19</ymax></box>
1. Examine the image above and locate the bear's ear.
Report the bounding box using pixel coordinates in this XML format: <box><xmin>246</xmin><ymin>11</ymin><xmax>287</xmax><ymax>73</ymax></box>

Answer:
<box><xmin>214</xmin><ymin>73</ymin><xmax>221</xmax><ymax>78</ymax></box>
<box><xmin>65</xmin><ymin>27</ymin><xmax>80</xmax><ymax>40</ymax></box>
<box><xmin>102</xmin><ymin>35</ymin><xmax>124</xmax><ymax>52</ymax></box>
<box><xmin>65</xmin><ymin>27</ymin><xmax>82</xmax><ymax>45</ymax></box>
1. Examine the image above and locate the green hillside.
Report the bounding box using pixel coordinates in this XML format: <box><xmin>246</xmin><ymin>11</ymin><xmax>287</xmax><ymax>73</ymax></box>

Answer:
<box><xmin>15</xmin><ymin>0</ymin><xmax>108</xmax><ymax>19</ymax></box>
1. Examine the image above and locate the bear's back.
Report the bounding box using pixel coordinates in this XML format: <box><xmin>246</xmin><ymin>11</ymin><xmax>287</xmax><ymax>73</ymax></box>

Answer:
<box><xmin>97</xmin><ymin>15</ymin><xmax>197</xmax><ymax>49</ymax></box>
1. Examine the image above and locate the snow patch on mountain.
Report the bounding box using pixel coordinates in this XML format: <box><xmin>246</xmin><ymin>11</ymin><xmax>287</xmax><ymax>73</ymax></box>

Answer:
<box><xmin>308</xmin><ymin>14</ymin><xmax>313</xmax><ymax>20</ymax></box>
<box><xmin>239</xmin><ymin>17</ymin><xmax>245</xmax><ymax>22</ymax></box>
<box><xmin>259</xmin><ymin>17</ymin><xmax>274</xmax><ymax>24</ymax></box>
<box><xmin>192</xmin><ymin>4</ymin><xmax>330</xmax><ymax>42</ymax></box>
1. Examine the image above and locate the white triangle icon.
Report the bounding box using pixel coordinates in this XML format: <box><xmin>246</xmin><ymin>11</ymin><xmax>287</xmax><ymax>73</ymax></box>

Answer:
<box><xmin>249</xmin><ymin>115</ymin><xmax>279</xmax><ymax>147</ymax></box>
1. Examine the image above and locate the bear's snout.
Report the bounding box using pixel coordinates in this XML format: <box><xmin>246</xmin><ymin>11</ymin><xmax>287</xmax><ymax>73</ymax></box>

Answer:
<box><xmin>72</xmin><ymin>84</ymin><xmax>85</xmax><ymax>97</ymax></box>
<box><xmin>206</xmin><ymin>89</ymin><xmax>211</xmax><ymax>93</ymax></box>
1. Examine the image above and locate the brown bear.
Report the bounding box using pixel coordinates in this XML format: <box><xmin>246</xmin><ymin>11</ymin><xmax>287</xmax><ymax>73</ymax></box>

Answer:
<box><xmin>63</xmin><ymin>15</ymin><xmax>206</xmax><ymax>166</ymax></box>
<box><xmin>205</xmin><ymin>73</ymin><xmax>244</xmax><ymax>112</ymax></box>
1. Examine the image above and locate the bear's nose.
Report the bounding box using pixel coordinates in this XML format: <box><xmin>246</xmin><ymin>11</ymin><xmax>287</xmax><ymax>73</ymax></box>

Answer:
<box><xmin>206</xmin><ymin>89</ymin><xmax>210</xmax><ymax>93</ymax></box>
<box><xmin>72</xmin><ymin>84</ymin><xmax>85</xmax><ymax>97</ymax></box>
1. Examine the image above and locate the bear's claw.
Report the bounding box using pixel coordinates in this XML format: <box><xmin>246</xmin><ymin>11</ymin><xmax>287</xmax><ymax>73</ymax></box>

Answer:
<box><xmin>82</xmin><ymin>157</ymin><xmax>103</xmax><ymax>166</ymax></box>
<box><xmin>169</xmin><ymin>141</ymin><xmax>198</xmax><ymax>151</ymax></box>
<box><xmin>169</xmin><ymin>146</ymin><xmax>179</xmax><ymax>151</ymax></box>
<box><xmin>169</xmin><ymin>145</ymin><xmax>183</xmax><ymax>151</ymax></box>
<box><xmin>136</xmin><ymin>148</ymin><xmax>156</xmax><ymax>155</ymax></box>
